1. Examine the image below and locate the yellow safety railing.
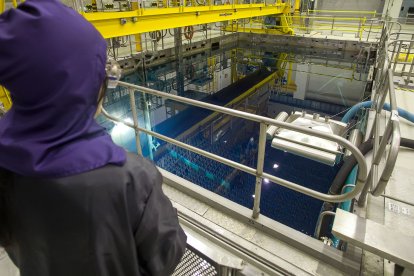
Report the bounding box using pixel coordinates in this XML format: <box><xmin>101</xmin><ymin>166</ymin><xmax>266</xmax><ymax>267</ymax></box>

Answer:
<box><xmin>1</xmin><ymin>0</ymin><xmax>20</xmax><ymax>12</ymax></box>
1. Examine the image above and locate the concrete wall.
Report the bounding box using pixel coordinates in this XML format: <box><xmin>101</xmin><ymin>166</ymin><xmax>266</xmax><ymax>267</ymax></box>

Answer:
<box><xmin>315</xmin><ymin>0</ymin><xmax>385</xmax><ymax>13</ymax></box>
<box><xmin>400</xmin><ymin>0</ymin><xmax>414</xmax><ymax>17</ymax></box>
<box><xmin>305</xmin><ymin>66</ymin><xmax>366</xmax><ymax>106</ymax></box>
<box><xmin>294</xmin><ymin>61</ymin><xmax>366</xmax><ymax>106</ymax></box>
<box><xmin>383</xmin><ymin>0</ymin><xmax>404</xmax><ymax>18</ymax></box>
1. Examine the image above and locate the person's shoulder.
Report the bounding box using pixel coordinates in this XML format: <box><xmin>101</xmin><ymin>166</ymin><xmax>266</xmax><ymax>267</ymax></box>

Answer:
<box><xmin>124</xmin><ymin>153</ymin><xmax>159</xmax><ymax>174</ymax></box>
<box><xmin>123</xmin><ymin>153</ymin><xmax>162</xmax><ymax>187</ymax></box>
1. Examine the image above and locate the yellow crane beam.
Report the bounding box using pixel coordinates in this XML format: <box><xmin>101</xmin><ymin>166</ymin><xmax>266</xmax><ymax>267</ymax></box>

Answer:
<box><xmin>83</xmin><ymin>3</ymin><xmax>289</xmax><ymax>38</ymax></box>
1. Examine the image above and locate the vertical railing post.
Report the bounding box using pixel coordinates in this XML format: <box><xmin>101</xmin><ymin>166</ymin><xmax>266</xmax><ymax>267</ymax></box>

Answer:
<box><xmin>357</xmin><ymin>17</ymin><xmax>362</xmax><ymax>39</ymax></box>
<box><xmin>367</xmin><ymin>19</ymin><xmax>373</xmax><ymax>42</ymax></box>
<box><xmin>129</xmin><ymin>89</ymin><xmax>143</xmax><ymax>156</ymax></box>
<box><xmin>252</xmin><ymin>123</ymin><xmax>267</xmax><ymax>219</ymax></box>
<box><xmin>359</xmin><ymin>17</ymin><xmax>366</xmax><ymax>40</ymax></box>
<box><xmin>143</xmin><ymin>92</ymin><xmax>154</xmax><ymax>160</ymax></box>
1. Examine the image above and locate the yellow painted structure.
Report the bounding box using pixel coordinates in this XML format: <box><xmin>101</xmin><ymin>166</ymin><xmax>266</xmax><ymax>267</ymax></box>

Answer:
<box><xmin>130</xmin><ymin>2</ymin><xmax>142</xmax><ymax>52</ymax></box>
<box><xmin>176</xmin><ymin>69</ymin><xmax>280</xmax><ymax>140</ymax></box>
<box><xmin>0</xmin><ymin>86</ymin><xmax>12</xmax><ymax>110</ymax></box>
<box><xmin>396</xmin><ymin>52</ymin><xmax>414</xmax><ymax>63</ymax></box>
<box><xmin>83</xmin><ymin>3</ymin><xmax>289</xmax><ymax>38</ymax></box>
<box><xmin>294</xmin><ymin>0</ymin><xmax>300</xmax><ymax>12</ymax></box>
<box><xmin>1</xmin><ymin>1</ymin><xmax>16</xmax><ymax>111</ymax></box>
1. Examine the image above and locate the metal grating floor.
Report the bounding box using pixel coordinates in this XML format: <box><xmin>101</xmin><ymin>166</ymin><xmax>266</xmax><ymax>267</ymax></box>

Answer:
<box><xmin>173</xmin><ymin>247</ymin><xmax>218</xmax><ymax>276</ymax></box>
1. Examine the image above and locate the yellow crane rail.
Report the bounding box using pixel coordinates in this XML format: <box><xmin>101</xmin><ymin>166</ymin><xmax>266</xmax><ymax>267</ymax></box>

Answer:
<box><xmin>83</xmin><ymin>3</ymin><xmax>290</xmax><ymax>38</ymax></box>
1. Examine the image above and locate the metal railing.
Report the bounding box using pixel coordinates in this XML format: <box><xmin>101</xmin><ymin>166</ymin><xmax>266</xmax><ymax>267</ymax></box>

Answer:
<box><xmin>387</xmin><ymin>32</ymin><xmax>414</xmax><ymax>87</ymax></box>
<box><xmin>102</xmin><ymin>81</ymin><xmax>368</xmax><ymax>219</ymax></box>
<box><xmin>357</xmin><ymin>22</ymin><xmax>401</xmax><ymax>206</ymax></box>
<box><xmin>228</xmin><ymin>15</ymin><xmax>385</xmax><ymax>41</ymax></box>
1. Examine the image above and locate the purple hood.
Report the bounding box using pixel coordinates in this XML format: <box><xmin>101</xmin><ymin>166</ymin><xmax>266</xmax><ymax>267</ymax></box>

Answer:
<box><xmin>0</xmin><ymin>0</ymin><xmax>126</xmax><ymax>177</ymax></box>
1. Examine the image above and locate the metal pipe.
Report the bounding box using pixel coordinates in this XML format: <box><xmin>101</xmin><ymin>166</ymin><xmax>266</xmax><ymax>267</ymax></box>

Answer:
<box><xmin>370</xmin><ymin>71</ymin><xmax>401</xmax><ymax>196</ymax></box>
<box><xmin>142</xmin><ymin>93</ymin><xmax>154</xmax><ymax>160</ymax></box>
<box><xmin>129</xmin><ymin>90</ymin><xmax>143</xmax><ymax>155</ymax></box>
<box><xmin>262</xmin><ymin>169</ymin><xmax>365</xmax><ymax>203</ymax></box>
<box><xmin>102</xmin><ymin>107</ymin><xmax>256</xmax><ymax>176</ymax></box>
<box><xmin>358</xmin><ymin>71</ymin><xmax>401</xmax><ymax>206</ymax></box>
<box><xmin>314</xmin><ymin>211</ymin><xmax>336</xmax><ymax>239</ymax></box>
<box><xmin>381</xmin><ymin>194</ymin><xmax>414</xmax><ymax>207</ymax></box>
<box><xmin>371</xmin><ymin>118</ymin><xmax>400</xmax><ymax>196</ymax></box>
<box><xmin>371</xmin><ymin>112</ymin><xmax>380</xmax><ymax>189</ymax></box>
<box><xmin>345</xmin><ymin>129</ymin><xmax>362</xmax><ymax>157</ymax></box>
<box><xmin>266</xmin><ymin>111</ymin><xmax>289</xmax><ymax>140</ymax></box>
<box><xmin>372</xmin><ymin>119</ymin><xmax>393</xmax><ymax>166</ymax></box>
<box><xmin>252</xmin><ymin>123</ymin><xmax>267</xmax><ymax>218</ymax></box>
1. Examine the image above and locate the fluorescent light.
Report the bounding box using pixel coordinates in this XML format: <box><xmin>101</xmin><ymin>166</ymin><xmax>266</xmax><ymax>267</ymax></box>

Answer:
<box><xmin>273</xmin><ymin>163</ymin><xmax>279</xmax><ymax>169</ymax></box>
<box><xmin>111</xmin><ymin>118</ymin><xmax>133</xmax><ymax>136</ymax></box>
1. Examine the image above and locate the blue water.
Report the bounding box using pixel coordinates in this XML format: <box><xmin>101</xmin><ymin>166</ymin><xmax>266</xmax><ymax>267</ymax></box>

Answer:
<box><xmin>98</xmin><ymin>48</ymin><xmax>354</xmax><ymax>236</ymax></box>
<box><xmin>154</xmin><ymin>129</ymin><xmax>339</xmax><ymax>236</ymax></box>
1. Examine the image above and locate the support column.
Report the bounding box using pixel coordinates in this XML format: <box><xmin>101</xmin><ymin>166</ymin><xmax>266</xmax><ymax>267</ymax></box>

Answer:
<box><xmin>294</xmin><ymin>0</ymin><xmax>300</xmax><ymax>12</ymax></box>
<box><xmin>294</xmin><ymin>63</ymin><xmax>309</xmax><ymax>100</ymax></box>
<box><xmin>131</xmin><ymin>1</ymin><xmax>142</xmax><ymax>52</ymax></box>
<box><xmin>383</xmin><ymin>0</ymin><xmax>403</xmax><ymax>19</ymax></box>
<box><xmin>174</xmin><ymin>28</ymin><xmax>185</xmax><ymax>96</ymax></box>
<box><xmin>91</xmin><ymin>0</ymin><xmax>98</xmax><ymax>11</ymax></box>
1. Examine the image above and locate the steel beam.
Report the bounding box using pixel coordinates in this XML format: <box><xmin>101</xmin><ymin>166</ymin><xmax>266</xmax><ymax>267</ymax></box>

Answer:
<box><xmin>83</xmin><ymin>4</ymin><xmax>288</xmax><ymax>38</ymax></box>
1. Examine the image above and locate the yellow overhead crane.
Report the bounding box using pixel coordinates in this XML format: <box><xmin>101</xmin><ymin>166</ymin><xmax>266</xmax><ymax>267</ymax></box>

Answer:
<box><xmin>2</xmin><ymin>0</ymin><xmax>290</xmax><ymax>39</ymax></box>
<box><xmin>0</xmin><ymin>0</ymin><xmax>292</xmax><ymax>110</ymax></box>
<box><xmin>82</xmin><ymin>1</ymin><xmax>291</xmax><ymax>38</ymax></box>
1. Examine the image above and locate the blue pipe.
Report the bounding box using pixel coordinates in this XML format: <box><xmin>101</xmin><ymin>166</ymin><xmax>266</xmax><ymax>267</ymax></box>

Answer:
<box><xmin>341</xmin><ymin>101</ymin><xmax>414</xmax><ymax>123</ymax></box>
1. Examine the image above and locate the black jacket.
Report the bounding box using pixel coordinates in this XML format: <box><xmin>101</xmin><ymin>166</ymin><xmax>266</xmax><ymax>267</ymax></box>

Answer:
<box><xmin>6</xmin><ymin>153</ymin><xmax>186</xmax><ymax>276</ymax></box>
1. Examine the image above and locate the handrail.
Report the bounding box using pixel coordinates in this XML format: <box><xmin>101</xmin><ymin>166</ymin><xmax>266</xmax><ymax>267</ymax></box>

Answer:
<box><xmin>232</xmin><ymin>14</ymin><xmax>385</xmax><ymax>41</ymax></box>
<box><xmin>357</xmin><ymin>25</ymin><xmax>402</xmax><ymax>206</ymax></box>
<box><xmin>387</xmin><ymin>38</ymin><xmax>414</xmax><ymax>85</ymax></box>
<box><xmin>314</xmin><ymin>211</ymin><xmax>336</xmax><ymax>239</ymax></box>
<box><xmin>358</xmin><ymin>71</ymin><xmax>401</xmax><ymax>205</ymax></box>
<box><xmin>307</xmin><ymin>9</ymin><xmax>377</xmax><ymax>16</ymax></box>
<box><xmin>102</xmin><ymin>80</ymin><xmax>368</xmax><ymax>220</ymax></box>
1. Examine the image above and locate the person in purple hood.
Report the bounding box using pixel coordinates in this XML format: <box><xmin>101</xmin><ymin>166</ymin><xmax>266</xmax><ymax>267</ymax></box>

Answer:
<box><xmin>0</xmin><ymin>0</ymin><xmax>186</xmax><ymax>275</ymax></box>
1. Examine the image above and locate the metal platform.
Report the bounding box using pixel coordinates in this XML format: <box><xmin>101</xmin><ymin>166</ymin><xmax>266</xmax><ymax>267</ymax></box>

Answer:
<box><xmin>162</xmin><ymin>168</ymin><xmax>360</xmax><ymax>275</ymax></box>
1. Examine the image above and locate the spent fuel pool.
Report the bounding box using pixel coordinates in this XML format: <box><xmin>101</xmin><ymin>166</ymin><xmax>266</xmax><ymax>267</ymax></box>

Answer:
<box><xmin>99</xmin><ymin>46</ymin><xmax>365</xmax><ymax>236</ymax></box>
